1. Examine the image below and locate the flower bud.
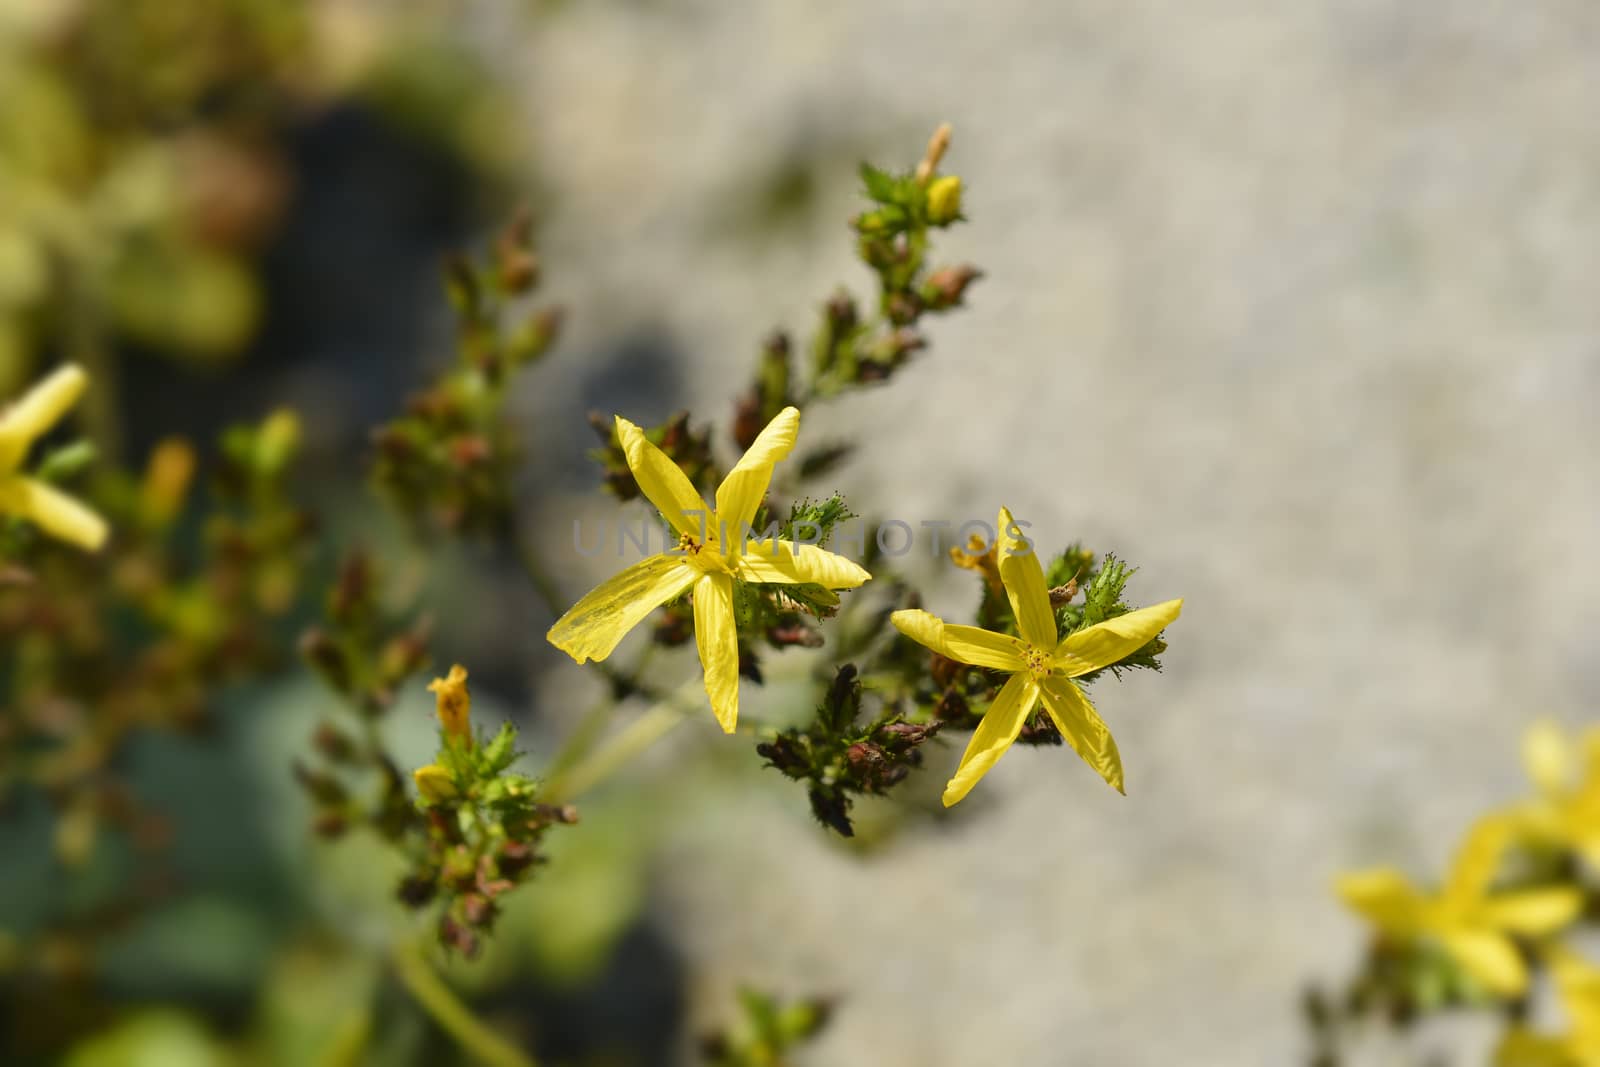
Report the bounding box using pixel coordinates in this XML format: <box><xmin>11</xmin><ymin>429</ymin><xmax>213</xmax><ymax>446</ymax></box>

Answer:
<box><xmin>140</xmin><ymin>438</ymin><xmax>197</xmax><ymax>526</ymax></box>
<box><xmin>413</xmin><ymin>763</ymin><xmax>458</xmax><ymax>804</ymax></box>
<box><xmin>427</xmin><ymin>664</ymin><xmax>472</xmax><ymax>744</ymax></box>
<box><xmin>920</xmin><ymin>265</ymin><xmax>982</xmax><ymax>311</ymax></box>
<box><xmin>926</xmin><ymin>175</ymin><xmax>963</xmax><ymax>225</ymax></box>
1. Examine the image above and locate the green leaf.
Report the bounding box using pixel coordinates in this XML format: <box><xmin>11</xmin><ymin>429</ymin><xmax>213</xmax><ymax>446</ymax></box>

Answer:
<box><xmin>479</xmin><ymin>721</ymin><xmax>520</xmax><ymax>775</ymax></box>
<box><xmin>858</xmin><ymin>162</ymin><xmax>899</xmax><ymax>203</ymax></box>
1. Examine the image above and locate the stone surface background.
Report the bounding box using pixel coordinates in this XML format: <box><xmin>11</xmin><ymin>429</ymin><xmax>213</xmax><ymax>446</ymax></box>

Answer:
<box><xmin>493</xmin><ymin>4</ymin><xmax>1600</xmax><ymax>1063</ymax></box>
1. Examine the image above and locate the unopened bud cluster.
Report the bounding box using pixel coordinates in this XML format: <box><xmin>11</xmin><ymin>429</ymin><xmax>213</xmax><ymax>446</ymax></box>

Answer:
<box><xmin>372</xmin><ymin>211</ymin><xmax>565</xmax><ymax>535</ymax></box>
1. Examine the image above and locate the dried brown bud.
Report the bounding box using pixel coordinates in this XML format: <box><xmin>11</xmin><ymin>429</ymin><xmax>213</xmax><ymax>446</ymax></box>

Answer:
<box><xmin>824</xmin><ymin>292</ymin><xmax>858</xmax><ymax>332</ymax></box>
<box><xmin>929</xmin><ymin>653</ymin><xmax>962</xmax><ymax>690</ymax></box>
<box><xmin>922</xmin><ymin>265</ymin><xmax>983</xmax><ymax>310</ymax></box>
<box><xmin>733</xmin><ymin>390</ymin><xmax>764</xmax><ymax>451</ymax></box>
<box><xmin>448</xmin><ymin>435</ymin><xmax>492</xmax><ymax>468</ymax></box>
<box><xmin>292</xmin><ymin>761</ymin><xmax>348</xmax><ymax>806</ymax></box>
<box><xmin>312</xmin><ymin>723</ymin><xmax>356</xmax><ymax>763</ymax></box>
<box><xmin>312</xmin><ymin>811</ymin><xmax>349</xmax><ymax>839</ymax></box>
<box><xmin>300</xmin><ymin>628</ymin><xmax>352</xmax><ymax>694</ymax></box>
<box><xmin>461</xmin><ymin>893</ymin><xmax>496</xmax><ymax>927</ymax></box>
<box><xmin>885</xmin><ymin>291</ymin><xmax>922</xmax><ymax>326</ymax></box>
<box><xmin>934</xmin><ymin>689</ymin><xmax>970</xmax><ymax>722</ymax></box>
<box><xmin>398</xmin><ymin>875</ymin><xmax>437</xmax><ymax>908</ymax></box>
<box><xmin>439</xmin><ymin>915</ymin><xmax>479</xmax><ymax>957</ymax></box>
<box><xmin>768</xmin><ymin>617</ymin><xmax>824</xmax><ymax>648</ymax></box>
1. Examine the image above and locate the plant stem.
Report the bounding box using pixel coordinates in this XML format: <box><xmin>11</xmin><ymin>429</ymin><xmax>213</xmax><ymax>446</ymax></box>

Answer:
<box><xmin>542</xmin><ymin>680</ymin><xmax>701</xmax><ymax>804</ymax></box>
<box><xmin>391</xmin><ymin>939</ymin><xmax>536</xmax><ymax>1067</ymax></box>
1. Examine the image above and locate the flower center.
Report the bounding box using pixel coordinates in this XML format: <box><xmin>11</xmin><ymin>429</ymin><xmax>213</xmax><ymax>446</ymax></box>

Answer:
<box><xmin>1022</xmin><ymin>645</ymin><xmax>1052</xmax><ymax>679</ymax></box>
<box><xmin>678</xmin><ymin>532</ymin><xmax>731</xmax><ymax>574</ymax></box>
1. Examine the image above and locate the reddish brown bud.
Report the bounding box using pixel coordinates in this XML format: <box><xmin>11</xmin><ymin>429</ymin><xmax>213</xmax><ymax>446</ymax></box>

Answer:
<box><xmin>922</xmin><ymin>265</ymin><xmax>982</xmax><ymax>310</ymax></box>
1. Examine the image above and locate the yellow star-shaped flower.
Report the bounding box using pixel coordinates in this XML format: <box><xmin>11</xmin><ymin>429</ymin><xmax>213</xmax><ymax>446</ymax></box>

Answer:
<box><xmin>0</xmin><ymin>363</ymin><xmax>108</xmax><ymax>551</ymax></box>
<box><xmin>548</xmin><ymin>406</ymin><xmax>870</xmax><ymax>733</ymax></box>
<box><xmin>1510</xmin><ymin>720</ymin><xmax>1600</xmax><ymax>872</ymax></box>
<box><xmin>1337</xmin><ymin>815</ymin><xmax>1583</xmax><ymax>998</ymax></box>
<box><xmin>891</xmin><ymin>507</ymin><xmax>1181</xmax><ymax>806</ymax></box>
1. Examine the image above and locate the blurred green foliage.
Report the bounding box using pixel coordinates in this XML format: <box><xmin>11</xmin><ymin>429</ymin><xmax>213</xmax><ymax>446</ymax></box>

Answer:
<box><xmin>0</xmin><ymin>0</ymin><xmax>516</xmax><ymax>403</ymax></box>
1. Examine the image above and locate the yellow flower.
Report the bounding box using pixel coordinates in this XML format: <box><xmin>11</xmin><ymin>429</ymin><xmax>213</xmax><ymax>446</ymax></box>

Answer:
<box><xmin>1495</xmin><ymin>946</ymin><xmax>1600</xmax><ymax>1066</ymax></box>
<box><xmin>891</xmin><ymin>507</ymin><xmax>1181</xmax><ymax>805</ymax></box>
<box><xmin>948</xmin><ymin>532</ymin><xmax>1003</xmax><ymax>595</ymax></box>
<box><xmin>1511</xmin><ymin>720</ymin><xmax>1600</xmax><ymax>871</ymax></box>
<box><xmin>1336</xmin><ymin>814</ymin><xmax>1583</xmax><ymax>998</ymax></box>
<box><xmin>548</xmin><ymin>406</ymin><xmax>870</xmax><ymax>733</ymax></box>
<box><xmin>0</xmin><ymin>363</ymin><xmax>107</xmax><ymax>551</ymax></box>
<box><xmin>412</xmin><ymin>763</ymin><xmax>458</xmax><ymax>804</ymax></box>
<box><xmin>140</xmin><ymin>438</ymin><xmax>196</xmax><ymax>526</ymax></box>
<box><xmin>427</xmin><ymin>664</ymin><xmax>472</xmax><ymax>744</ymax></box>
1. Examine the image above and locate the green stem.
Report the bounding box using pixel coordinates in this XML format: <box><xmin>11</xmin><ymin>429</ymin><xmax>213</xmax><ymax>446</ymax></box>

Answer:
<box><xmin>391</xmin><ymin>940</ymin><xmax>536</xmax><ymax>1067</ymax></box>
<box><xmin>542</xmin><ymin>680</ymin><xmax>701</xmax><ymax>804</ymax></box>
<box><xmin>64</xmin><ymin>277</ymin><xmax>122</xmax><ymax>464</ymax></box>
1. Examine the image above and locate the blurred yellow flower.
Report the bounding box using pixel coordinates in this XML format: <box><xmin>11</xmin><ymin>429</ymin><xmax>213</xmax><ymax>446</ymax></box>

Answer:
<box><xmin>948</xmin><ymin>532</ymin><xmax>1003</xmax><ymax>595</ymax></box>
<box><xmin>1511</xmin><ymin>720</ymin><xmax>1600</xmax><ymax>872</ymax></box>
<box><xmin>891</xmin><ymin>506</ymin><xmax>1181</xmax><ymax>806</ymax></box>
<box><xmin>140</xmin><ymin>437</ymin><xmax>196</xmax><ymax>526</ymax></box>
<box><xmin>548</xmin><ymin>406</ymin><xmax>869</xmax><ymax>733</ymax></box>
<box><xmin>0</xmin><ymin>362</ymin><xmax>107</xmax><ymax>551</ymax></box>
<box><xmin>1337</xmin><ymin>815</ymin><xmax>1583</xmax><ymax>998</ymax></box>
<box><xmin>427</xmin><ymin>664</ymin><xmax>472</xmax><ymax>744</ymax></box>
<box><xmin>412</xmin><ymin>763</ymin><xmax>458</xmax><ymax>804</ymax></box>
<box><xmin>1495</xmin><ymin>946</ymin><xmax>1600</xmax><ymax>1066</ymax></box>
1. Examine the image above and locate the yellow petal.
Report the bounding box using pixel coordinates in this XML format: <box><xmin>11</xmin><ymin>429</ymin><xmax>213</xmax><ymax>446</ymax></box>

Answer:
<box><xmin>995</xmin><ymin>506</ymin><xmax>1056</xmax><ymax>647</ymax></box>
<box><xmin>1524</xmin><ymin>719</ymin><xmax>1575</xmax><ymax>796</ymax></box>
<box><xmin>1037</xmin><ymin>675</ymin><xmax>1125</xmax><ymax>794</ymax></box>
<box><xmin>0</xmin><ymin>476</ymin><xmax>108</xmax><ymax>551</ymax></box>
<box><xmin>0</xmin><ymin>363</ymin><xmax>87</xmax><ymax>469</ymax></box>
<box><xmin>1481</xmin><ymin>888</ymin><xmax>1584</xmax><ymax>937</ymax></box>
<box><xmin>1335</xmin><ymin>869</ymin><xmax>1425</xmax><ymax>935</ymax></box>
<box><xmin>1055</xmin><ymin>599</ymin><xmax>1183</xmax><ymax>677</ymax></box>
<box><xmin>1445</xmin><ymin>815</ymin><xmax>1516</xmax><ymax>910</ymax></box>
<box><xmin>943</xmin><ymin>672</ymin><xmax>1039</xmax><ymax>807</ymax></box>
<box><xmin>693</xmin><ymin>572</ymin><xmax>739</xmax><ymax>732</ymax></box>
<box><xmin>615</xmin><ymin>415</ymin><xmax>709</xmax><ymax>538</ymax></box>
<box><xmin>547</xmin><ymin>554</ymin><xmax>697</xmax><ymax>663</ymax></box>
<box><xmin>889</xmin><ymin>609</ymin><xmax>1026</xmax><ymax>672</ymax></box>
<box><xmin>714</xmin><ymin>406</ymin><xmax>798</xmax><ymax>558</ymax></box>
<box><xmin>1493</xmin><ymin>1029</ymin><xmax>1572</xmax><ymax>1067</ymax></box>
<box><xmin>1549</xmin><ymin>948</ymin><xmax>1600</xmax><ymax>1044</ymax></box>
<box><xmin>734</xmin><ymin>540</ymin><xmax>870</xmax><ymax>589</ymax></box>
<box><xmin>1440</xmin><ymin>928</ymin><xmax>1529</xmax><ymax>997</ymax></box>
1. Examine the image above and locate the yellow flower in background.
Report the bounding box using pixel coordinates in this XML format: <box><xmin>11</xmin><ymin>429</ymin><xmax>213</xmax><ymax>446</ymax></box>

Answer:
<box><xmin>1511</xmin><ymin>720</ymin><xmax>1600</xmax><ymax>871</ymax></box>
<box><xmin>948</xmin><ymin>531</ymin><xmax>1003</xmax><ymax>595</ymax></box>
<box><xmin>548</xmin><ymin>406</ymin><xmax>870</xmax><ymax>733</ymax></box>
<box><xmin>891</xmin><ymin>506</ymin><xmax>1181</xmax><ymax>806</ymax></box>
<box><xmin>427</xmin><ymin>664</ymin><xmax>472</xmax><ymax>744</ymax></box>
<box><xmin>0</xmin><ymin>363</ymin><xmax>107</xmax><ymax>551</ymax></box>
<box><xmin>1337</xmin><ymin>815</ymin><xmax>1583</xmax><ymax>998</ymax></box>
<box><xmin>1495</xmin><ymin>946</ymin><xmax>1600</xmax><ymax>1066</ymax></box>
